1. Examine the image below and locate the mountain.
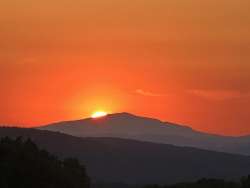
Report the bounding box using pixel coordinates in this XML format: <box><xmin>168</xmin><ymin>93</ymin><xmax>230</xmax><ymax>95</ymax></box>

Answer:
<box><xmin>39</xmin><ymin>112</ymin><xmax>250</xmax><ymax>155</ymax></box>
<box><xmin>1</xmin><ymin>127</ymin><xmax>250</xmax><ymax>185</ymax></box>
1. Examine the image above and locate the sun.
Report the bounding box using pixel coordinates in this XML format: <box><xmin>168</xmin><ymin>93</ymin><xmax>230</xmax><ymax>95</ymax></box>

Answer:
<box><xmin>91</xmin><ymin>111</ymin><xmax>108</xmax><ymax>118</ymax></box>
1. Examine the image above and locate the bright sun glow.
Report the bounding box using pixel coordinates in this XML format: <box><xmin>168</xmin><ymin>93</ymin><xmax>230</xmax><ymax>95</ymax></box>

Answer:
<box><xmin>91</xmin><ymin>111</ymin><xmax>108</xmax><ymax>118</ymax></box>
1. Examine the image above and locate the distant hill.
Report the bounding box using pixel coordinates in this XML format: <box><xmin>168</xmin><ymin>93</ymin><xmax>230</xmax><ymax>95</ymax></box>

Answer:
<box><xmin>39</xmin><ymin>112</ymin><xmax>250</xmax><ymax>155</ymax></box>
<box><xmin>1</xmin><ymin>127</ymin><xmax>250</xmax><ymax>185</ymax></box>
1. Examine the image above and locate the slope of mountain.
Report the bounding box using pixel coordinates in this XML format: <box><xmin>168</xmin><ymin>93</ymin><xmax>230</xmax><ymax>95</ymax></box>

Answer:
<box><xmin>1</xmin><ymin>127</ymin><xmax>250</xmax><ymax>185</ymax></box>
<box><xmin>39</xmin><ymin>113</ymin><xmax>250</xmax><ymax>155</ymax></box>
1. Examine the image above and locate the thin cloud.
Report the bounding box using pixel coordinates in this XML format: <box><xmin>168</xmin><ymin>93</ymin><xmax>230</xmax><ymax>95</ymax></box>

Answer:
<box><xmin>187</xmin><ymin>89</ymin><xmax>250</xmax><ymax>100</ymax></box>
<box><xmin>135</xmin><ymin>89</ymin><xmax>168</xmax><ymax>97</ymax></box>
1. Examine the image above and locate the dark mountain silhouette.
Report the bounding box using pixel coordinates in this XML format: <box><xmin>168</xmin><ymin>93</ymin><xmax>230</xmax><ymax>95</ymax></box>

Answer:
<box><xmin>39</xmin><ymin>112</ymin><xmax>250</xmax><ymax>155</ymax></box>
<box><xmin>1</xmin><ymin>127</ymin><xmax>250</xmax><ymax>185</ymax></box>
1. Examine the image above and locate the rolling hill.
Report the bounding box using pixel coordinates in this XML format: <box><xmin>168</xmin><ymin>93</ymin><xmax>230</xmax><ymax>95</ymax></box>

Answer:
<box><xmin>1</xmin><ymin>127</ymin><xmax>250</xmax><ymax>184</ymax></box>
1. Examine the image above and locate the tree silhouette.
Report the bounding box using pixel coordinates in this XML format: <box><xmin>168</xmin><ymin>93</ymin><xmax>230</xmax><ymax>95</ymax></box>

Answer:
<box><xmin>241</xmin><ymin>175</ymin><xmax>250</xmax><ymax>188</ymax></box>
<box><xmin>0</xmin><ymin>137</ymin><xmax>90</xmax><ymax>188</ymax></box>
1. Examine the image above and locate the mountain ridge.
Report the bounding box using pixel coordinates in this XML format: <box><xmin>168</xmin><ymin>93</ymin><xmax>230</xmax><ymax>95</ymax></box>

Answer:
<box><xmin>40</xmin><ymin>112</ymin><xmax>247</xmax><ymax>138</ymax></box>
<box><xmin>38</xmin><ymin>112</ymin><xmax>250</xmax><ymax>155</ymax></box>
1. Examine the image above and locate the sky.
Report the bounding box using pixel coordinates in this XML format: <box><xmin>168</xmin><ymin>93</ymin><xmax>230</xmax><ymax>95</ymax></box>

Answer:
<box><xmin>1</xmin><ymin>0</ymin><xmax>250</xmax><ymax>135</ymax></box>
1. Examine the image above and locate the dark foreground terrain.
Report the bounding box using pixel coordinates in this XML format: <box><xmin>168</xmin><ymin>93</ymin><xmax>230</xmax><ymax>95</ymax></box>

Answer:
<box><xmin>1</xmin><ymin>127</ymin><xmax>250</xmax><ymax>185</ymax></box>
<box><xmin>2</xmin><ymin>136</ymin><xmax>250</xmax><ymax>188</ymax></box>
<box><xmin>0</xmin><ymin>137</ymin><xmax>90</xmax><ymax>188</ymax></box>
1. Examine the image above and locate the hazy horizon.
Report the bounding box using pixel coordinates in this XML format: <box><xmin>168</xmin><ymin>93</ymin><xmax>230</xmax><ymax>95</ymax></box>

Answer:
<box><xmin>1</xmin><ymin>0</ymin><xmax>250</xmax><ymax>136</ymax></box>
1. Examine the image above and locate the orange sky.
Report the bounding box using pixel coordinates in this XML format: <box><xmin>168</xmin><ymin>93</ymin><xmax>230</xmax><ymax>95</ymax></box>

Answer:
<box><xmin>1</xmin><ymin>0</ymin><xmax>250</xmax><ymax>135</ymax></box>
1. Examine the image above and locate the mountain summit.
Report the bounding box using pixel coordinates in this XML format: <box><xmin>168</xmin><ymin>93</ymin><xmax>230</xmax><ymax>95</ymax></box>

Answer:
<box><xmin>39</xmin><ymin>112</ymin><xmax>250</xmax><ymax>155</ymax></box>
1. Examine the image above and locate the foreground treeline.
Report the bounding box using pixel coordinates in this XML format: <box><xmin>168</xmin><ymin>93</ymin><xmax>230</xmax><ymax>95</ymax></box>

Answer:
<box><xmin>0</xmin><ymin>137</ymin><xmax>90</xmax><ymax>188</ymax></box>
<box><xmin>143</xmin><ymin>177</ymin><xmax>250</xmax><ymax>188</ymax></box>
<box><xmin>93</xmin><ymin>177</ymin><xmax>250</xmax><ymax>188</ymax></box>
